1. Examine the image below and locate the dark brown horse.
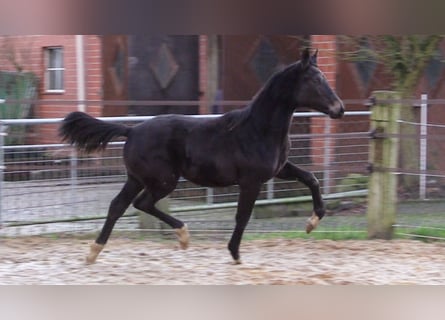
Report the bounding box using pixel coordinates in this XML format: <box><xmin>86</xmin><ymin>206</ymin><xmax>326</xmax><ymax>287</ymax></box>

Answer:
<box><xmin>60</xmin><ymin>48</ymin><xmax>344</xmax><ymax>264</ymax></box>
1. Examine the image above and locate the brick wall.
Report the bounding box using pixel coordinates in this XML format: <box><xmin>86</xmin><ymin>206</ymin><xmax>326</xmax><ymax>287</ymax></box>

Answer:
<box><xmin>312</xmin><ymin>35</ymin><xmax>337</xmax><ymax>88</ymax></box>
<box><xmin>0</xmin><ymin>35</ymin><xmax>103</xmax><ymax>143</ymax></box>
<box><xmin>310</xmin><ymin>35</ymin><xmax>338</xmax><ymax>192</ymax></box>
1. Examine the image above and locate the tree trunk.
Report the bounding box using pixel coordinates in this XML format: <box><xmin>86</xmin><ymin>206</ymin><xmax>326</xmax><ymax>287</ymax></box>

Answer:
<box><xmin>398</xmin><ymin>97</ymin><xmax>419</xmax><ymax>195</ymax></box>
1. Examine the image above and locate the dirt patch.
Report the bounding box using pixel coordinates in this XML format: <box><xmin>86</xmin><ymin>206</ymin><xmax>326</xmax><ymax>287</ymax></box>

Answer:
<box><xmin>0</xmin><ymin>237</ymin><xmax>444</xmax><ymax>284</ymax></box>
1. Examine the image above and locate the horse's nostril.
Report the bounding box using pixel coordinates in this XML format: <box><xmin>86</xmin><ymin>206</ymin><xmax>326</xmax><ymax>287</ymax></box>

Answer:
<box><xmin>333</xmin><ymin>101</ymin><xmax>344</xmax><ymax>117</ymax></box>
<box><xmin>328</xmin><ymin>101</ymin><xmax>345</xmax><ymax>119</ymax></box>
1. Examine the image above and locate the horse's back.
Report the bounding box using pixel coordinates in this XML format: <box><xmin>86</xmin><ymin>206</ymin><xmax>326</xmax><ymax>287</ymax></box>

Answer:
<box><xmin>122</xmin><ymin>110</ymin><xmax>283</xmax><ymax>187</ymax></box>
<box><xmin>126</xmin><ymin>114</ymin><xmax>196</xmax><ymax>154</ymax></box>
<box><xmin>123</xmin><ymin>113</ymin><xmax>241</xmax><ymax>186</ymax></box>
<box><xmin>123</xmin><ymin>115</ymin><xmax>218</xmax><ymax>176</ymax></box>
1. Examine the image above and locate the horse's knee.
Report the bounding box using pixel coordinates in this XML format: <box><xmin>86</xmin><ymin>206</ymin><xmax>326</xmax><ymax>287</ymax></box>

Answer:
<box><xmin>110</xmin><ymin>196</ymin><xmax>124</xmax><ymax>209</ymax></box>
<box><xmin>107</xmin><ymin>196</ymin><xmax>128</xmax><ymax>221</ymax></box>
<box><xmin>306</xmin><ymin>174</ymin><xmax>320</xmax><ymax>189</ymax></box>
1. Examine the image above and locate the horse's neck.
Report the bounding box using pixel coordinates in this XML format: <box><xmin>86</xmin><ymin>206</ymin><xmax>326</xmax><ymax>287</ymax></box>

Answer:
<box><xmin>249</xmin><ymin>92</ymin><xmax>294</xmax><ymax>140</ymax></box>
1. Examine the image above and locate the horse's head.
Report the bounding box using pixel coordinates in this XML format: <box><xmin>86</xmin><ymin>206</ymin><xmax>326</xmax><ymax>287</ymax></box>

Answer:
<box><xmin>294</xmin><ymin>48</ymin><xmax>344</xmax><ymax>119</ymax></box>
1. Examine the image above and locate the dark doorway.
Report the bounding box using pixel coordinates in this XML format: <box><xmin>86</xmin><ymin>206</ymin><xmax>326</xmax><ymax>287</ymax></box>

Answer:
<box><xmin>127</xmin><ymin>35</ymin><xmax>200</xmax><ymax>116</ymax></box>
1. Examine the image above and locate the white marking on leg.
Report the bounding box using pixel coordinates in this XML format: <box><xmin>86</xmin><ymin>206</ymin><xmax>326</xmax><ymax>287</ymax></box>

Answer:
<box><xmin>175</xmin><ymin>224</ymin><xmax>190</xmax><ymax>250</ymax></box>
<box><xmin>86</xmin><ymin>243</ymin><xmax>104</xmax><ymax>264</ymax></box>
<box><xmin>306</xmin><ymin>213</ymin><xmax>320</xmax><ymax>234</ymax></box>
<box><xmin>233</xmin><ymin>259</ymin><xmax>242</xmax><ymax>265</ymax></box>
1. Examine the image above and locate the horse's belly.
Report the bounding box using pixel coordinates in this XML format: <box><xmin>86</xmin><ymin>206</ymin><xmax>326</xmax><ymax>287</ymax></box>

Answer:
<box><xmin>181</xmin><ymin>161</ymin><xmax>237</xmax><ymax>188</ymax></box>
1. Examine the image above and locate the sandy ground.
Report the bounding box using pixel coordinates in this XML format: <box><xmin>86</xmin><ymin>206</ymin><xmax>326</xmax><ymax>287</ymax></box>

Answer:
<box><xmin>1</xmin><ymin>237</ymin><xmax>444</xmax><ymax>285</ymax></box>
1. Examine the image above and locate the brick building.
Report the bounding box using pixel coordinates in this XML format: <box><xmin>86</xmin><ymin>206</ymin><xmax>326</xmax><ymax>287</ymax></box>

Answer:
<box><xmin>4</xmin><ymin>34</ymin><xmax>445</xmax><ymax>188</ymax></box>
<box><xmin>0</xmin><ymin>34</ymin><xmax>364</xmax><ymax>179</ymax></box>
<box><xmin>0</xmin><ymin>35</ymin><xmax>104</xmax><ymax>117</ymax></box>
<box><xmin>0</xmin><ymin>34</ymin><xmax>339</xmax><ymax>117</ymax></box>
<box><xmin>1</xmin><ymin>35</ymin><xmax>133</xmax><ymax>145</ymax></box>
<box><xmin>6</xmin><ymin>35</ymin><xmax>442</xmax><ymax>172</ymax></box>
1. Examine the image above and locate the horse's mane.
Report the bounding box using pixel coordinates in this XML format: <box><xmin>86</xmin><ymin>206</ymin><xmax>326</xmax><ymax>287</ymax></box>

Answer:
<box><xmin>252</xmin><ymin>62</ymin><xmax>302</xmax><ymax>111</ymax></box>
<box><xmin>262</xmin><ymin>62</ymin><xmax>301</xmax><ymax>102</ymax></box>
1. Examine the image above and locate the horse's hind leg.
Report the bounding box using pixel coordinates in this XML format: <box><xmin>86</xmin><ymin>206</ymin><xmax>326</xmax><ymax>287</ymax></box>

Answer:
<box><xmin>133</xmin><ymin>186</ymin><xmax>189</xmax><ymax>250</ymax></box>
<box><xmin>276</xmin><ymin>161</ymin><xmax>324</xmax><ymax>233</ymax></box>
<box><xmin>86</xmin><ymin>176</ymin><xmax>143</xmax><ymax>264</ymax></box>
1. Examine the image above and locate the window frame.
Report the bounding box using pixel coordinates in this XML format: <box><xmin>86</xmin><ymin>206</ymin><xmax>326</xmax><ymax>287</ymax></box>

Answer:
<box><xmin>44</xmin><ymin>46</ymin><xmax>65</xmax><ymax>93</ymax></box>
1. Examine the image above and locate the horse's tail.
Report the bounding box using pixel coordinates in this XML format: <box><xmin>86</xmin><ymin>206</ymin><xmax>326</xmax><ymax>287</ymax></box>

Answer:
<box><xmin>59</xmin><ymin>111</ymin><xmax>131</xmax><ymax>153</ymax></box>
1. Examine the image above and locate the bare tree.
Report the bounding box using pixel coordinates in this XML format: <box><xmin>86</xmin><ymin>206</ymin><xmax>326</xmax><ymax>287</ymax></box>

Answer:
<box><xmin>0</xmin><ymin>36</ymin><xmax>34</xmax><ymax>72</ymax></box>
<box><xmin>337</xmin><ymin>35</ymin><xmax>444</xmax><ymax>192</ymax></box>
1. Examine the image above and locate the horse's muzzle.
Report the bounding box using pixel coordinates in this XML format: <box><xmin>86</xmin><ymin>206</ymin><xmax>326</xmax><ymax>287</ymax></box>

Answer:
<box><xmin>329</xmin><ymin>100</ymin><xmax>345</xmax><ymax>119</ymax></box>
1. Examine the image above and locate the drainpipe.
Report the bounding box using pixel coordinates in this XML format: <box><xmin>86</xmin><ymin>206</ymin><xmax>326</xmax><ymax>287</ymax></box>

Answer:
<box><xmin>75</xmin><ymin>35</ymin><xmax>86</xmax><ymax>112</ymax></box>
<box><xmin>73</xmin><ymin>35</ymin><xmax>86</xmax><ymax>189</ymax></box>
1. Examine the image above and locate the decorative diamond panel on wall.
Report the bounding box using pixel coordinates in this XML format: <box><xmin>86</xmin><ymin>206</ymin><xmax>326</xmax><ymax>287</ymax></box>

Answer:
<box><xmin>354</xmin><ymin>38</ymin><xmax>377</xmax><ymax>89</ymax></box>
<box><xmin>108</xmin><ymin>39</ymin><xmax>126</xmax><ymax>95</ymax></box>
<box><xmin>248</xmin><ymin>38</ymin><xmax>279</xmax><ymax>83</ymax></box>
<box><xmin>150</xmin><ymin>43</ymin><xmax>179</xmax><ymax>89</ymax></box>
<box><xmin>425</xmin><ymin>49</ymin><xmax>444</xmax><ymax>90</ymax></box>
<box><xmin>113</xmin><ymin>46</ymin><xmax>125</xmax><ymax>83</ymax></box>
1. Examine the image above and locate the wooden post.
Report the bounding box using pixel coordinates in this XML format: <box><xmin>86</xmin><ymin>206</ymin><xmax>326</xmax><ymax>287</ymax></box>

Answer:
<box><xmin>367</xmin><ymin>91</ymin><xmax>401</xmax><ymax>239</ymax></box>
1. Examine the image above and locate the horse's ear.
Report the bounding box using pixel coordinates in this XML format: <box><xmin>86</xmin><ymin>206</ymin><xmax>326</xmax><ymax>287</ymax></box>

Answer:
<box><xmin>301</xmin><ymin>48</ymin><xmax>311</xmax><ymax>69</ymax></box>
<box><xmin>311</xmin><ymin>49</ymin><xmax>318</xmax><ymax>65</ymax></box>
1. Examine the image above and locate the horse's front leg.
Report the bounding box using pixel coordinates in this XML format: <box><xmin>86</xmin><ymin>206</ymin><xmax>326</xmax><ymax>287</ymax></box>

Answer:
<box><xmin>276</xmin><ymin>161</ymin><xmax>325</xmax><ymax>233</ymax></box>
<box><xmin>228</xmin><ymin>184</ymin><xmax>261</xmax><ymax>264</ymax></box>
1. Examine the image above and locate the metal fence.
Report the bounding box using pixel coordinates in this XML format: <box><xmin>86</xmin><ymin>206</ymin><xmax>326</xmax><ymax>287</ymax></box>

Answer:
<box><xmin>0</xmin><ymin>107</ymin><xmax>371</xmax><ymax>237</ymax></box>
<box><xmin>1</xmin><ymin>97</ymin><xmax>444</xmax><ymax>241</ymax></box>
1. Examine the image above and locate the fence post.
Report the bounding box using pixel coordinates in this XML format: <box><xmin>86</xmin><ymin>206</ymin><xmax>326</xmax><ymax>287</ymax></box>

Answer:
<box><xmin>206</xmin><ymin>187</ymin><xmax>214</xmax><ymax>204</ymax></box>
<box><xmin>0</xmin><ymin>121</ymin><xmax>6</xmax><ymax>228</ymax></box>
<box><xmin>322</xmin><ymin>117</ymin><xmax>332</xmax><ymax>194</ymax></box>
<box><xmin>367</xmin><ymin>91</ymin><xmax>401</xmax><ymax>239</ymax></box>
<box><xmin>70</xmin><ymin>148</ymin><xmax>78</xmax><ymax>188</ymax></box>
<box><xmin>419</xmin><ymin>93</ymin><xmax>428</xmax><ymax>200</ymax></box>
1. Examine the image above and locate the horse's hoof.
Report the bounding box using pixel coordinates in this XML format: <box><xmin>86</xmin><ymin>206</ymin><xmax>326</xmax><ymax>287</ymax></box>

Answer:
<box><xmin>232</xmin><ymin>259</ymin><xmax>242</xmax><ymax>265</ymax></box>
<box><xmin>306</xmin><ymin>214</ymin><xmax>320</xmax><ymax>234</ymax></box>
<box><xmin>85</xmin><ymin>255</ymin><xmax>96</xmax><ymax>265</ymax></box>
<box><xmin>85</xmin><ymin>243</ymin><xmax>104</xmax><ymax>265</ymax></box>
<box><xmin>175</xmin><ymin>224</ymin><xmax>190</xmax><ymax>250</ymax></box>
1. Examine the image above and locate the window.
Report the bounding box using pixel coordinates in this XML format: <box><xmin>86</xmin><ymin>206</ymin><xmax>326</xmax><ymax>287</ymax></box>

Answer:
<box><xmin>44</xmin><ymin>47</ymin><xmax>64</xmax><ymax>92</ymax></box>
